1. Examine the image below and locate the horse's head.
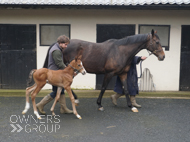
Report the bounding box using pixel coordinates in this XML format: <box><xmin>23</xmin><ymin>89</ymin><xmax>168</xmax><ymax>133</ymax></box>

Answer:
<box><xmin>147</xmin><ymin>29</ymin><xmax>165</xmax><ymax>61</ymax></box>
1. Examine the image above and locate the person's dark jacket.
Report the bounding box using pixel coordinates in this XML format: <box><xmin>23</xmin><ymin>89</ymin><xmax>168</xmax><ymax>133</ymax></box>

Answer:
<box><xmin>43</xmin><ymin>43</ymin><xmax>66</xmax><ymax>70</ymax></box>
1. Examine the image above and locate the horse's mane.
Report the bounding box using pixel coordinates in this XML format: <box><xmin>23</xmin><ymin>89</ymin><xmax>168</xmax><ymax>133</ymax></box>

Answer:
<box><xmin>114</xmin><ymin>33</ymin><xmax>149</xmax><ymax>46</ymax></box>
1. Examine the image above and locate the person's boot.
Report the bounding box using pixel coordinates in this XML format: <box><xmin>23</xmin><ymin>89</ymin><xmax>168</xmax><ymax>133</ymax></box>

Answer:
<box><xmin>59</xmin><ymin>95</ymin><xmax>73</xmax><ymax>114</ymax></box>
<box><xmin>36</xmin><ymin>94</ymin><xmax>53</xmax><ymax>115</ymax></box>
<box><xmin>130</xmin><ymin>95</ymin><xmax>141</xmax><ymax>108</ymax></box>
<box><xmin>110</xmin><ymin>93</ymin><xmax>123</xmax><ymax>106</ymax></box>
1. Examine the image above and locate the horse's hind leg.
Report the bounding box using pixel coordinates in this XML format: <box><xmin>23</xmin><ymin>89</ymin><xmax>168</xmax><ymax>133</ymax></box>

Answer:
<box><xmin>119</xmin><ymin>75</ymin><xmax>138</xmax><ymax>112</ymax></box>
<box><xmin>50</xmin><ymin>87</ymin><xmax>62</xmax><ymax>116</ymax></box>
<box><xmin>97</xmin><ymin>73</ymin><xmax>113</xmax><ymax>111</ymax></box>
<box><xmin>22</xmin><ymin>84</ymin><xmax>37</xmax><ymax>114</ymax></box>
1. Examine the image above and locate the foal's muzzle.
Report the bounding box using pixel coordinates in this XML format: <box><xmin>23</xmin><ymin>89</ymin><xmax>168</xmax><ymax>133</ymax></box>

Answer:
<box><xmin>81</xmin><ymin>70</ymin><xmax>86</xmax><ymax>75</ymax></box>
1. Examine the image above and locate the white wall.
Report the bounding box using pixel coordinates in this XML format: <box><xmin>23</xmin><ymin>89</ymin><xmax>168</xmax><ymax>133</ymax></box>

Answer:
<box><xmin>0</xmin><ymin>8</ymin><xmax>190</xmax><ymax>90</ymax></box>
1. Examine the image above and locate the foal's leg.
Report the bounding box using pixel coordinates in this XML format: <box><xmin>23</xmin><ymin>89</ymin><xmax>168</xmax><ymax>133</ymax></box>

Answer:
<box><xmin>50</xmin><ymin>87</ymin><xmax>62</xmax><ymax>116</ymax></box>
<box><xmin>31</xmin><ymin>86</ymin><xmax>44</xmax><ymax>119</ymax></box>
<box><xmin>65</xmin><ymin>86</ymin><xmax>81</xmax><ymax>119</ymax></box>
<box><xmin>97</xmin><ymin>73</ymin><xmax>113</xmax><ymax>111</ymax></box>
<box><xmin>119</xmin><ymin>75</ymin><xmax>138</xmax><ymax>112</ymax></box>
<box><xmin>72</xmin><ymin>90</ymin><xmax>79</xmax><ymax>106</ymax></box>
<box><xmin>22</xmin><ymin>84</ymin><xmax>37</xmax><ymax>114</ymax></box>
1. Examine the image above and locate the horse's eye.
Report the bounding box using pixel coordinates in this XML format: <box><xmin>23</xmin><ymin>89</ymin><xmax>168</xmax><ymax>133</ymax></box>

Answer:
<box><xmin>156</xmin><ymin>41</ymin><xmax>159</xmax><ymax>44</ymax></box>
<box><xmin>78</xmin><ymin>64</ymin><xmax>81</xmax><ymax>67</ymax></box>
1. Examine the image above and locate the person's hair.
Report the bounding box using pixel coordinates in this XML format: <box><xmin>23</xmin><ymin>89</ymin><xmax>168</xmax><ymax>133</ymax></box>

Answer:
<box><xmin>57</xmin><ymin>35</ymin><xmax>70</xmax><ymax>44</ymax></box>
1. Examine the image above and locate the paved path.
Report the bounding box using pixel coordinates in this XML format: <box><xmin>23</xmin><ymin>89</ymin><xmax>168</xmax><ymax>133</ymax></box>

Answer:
<box><xmin>0</xmin><ymin>97</ymin><xmax>190</xmax><ymax>142</ymax></box>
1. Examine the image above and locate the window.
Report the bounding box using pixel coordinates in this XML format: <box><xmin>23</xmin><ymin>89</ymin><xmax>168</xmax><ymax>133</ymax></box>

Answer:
<box><xmin>40</xmin><ymin>24</ymin><xmax>70</xmax><ymax>46</ymax></box>
<box><xmin>139</xmin><ymin>25</ymin><xmax>170</xmax><ymax>51</ymax></box>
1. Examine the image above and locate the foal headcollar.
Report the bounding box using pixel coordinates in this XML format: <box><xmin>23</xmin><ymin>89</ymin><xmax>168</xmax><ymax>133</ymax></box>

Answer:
<box><xmin>68</xmin><ymin>62</ymin><xmax>83</xmax><ymax>74</ymax></box>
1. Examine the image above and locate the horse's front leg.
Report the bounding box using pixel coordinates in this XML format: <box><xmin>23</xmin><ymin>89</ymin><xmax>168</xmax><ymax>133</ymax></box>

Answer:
<box><xmin>65</xmin><ymin>86</ymin><xmax>81</xmax><ymax>119</ymax></box>
<box><xmin>97</xmin><ymin>73</ymin><xmax>113</xmax><ymax>111</ymax></box>
<box><xmin>50</xmin><ymin>87</ymin><xmax>62</xmax><ymax>116</ymax></box>
<box><xmin>119</xmin><ymin>75</ymin><xmax>138</xmax><ymax>112</ymax></box>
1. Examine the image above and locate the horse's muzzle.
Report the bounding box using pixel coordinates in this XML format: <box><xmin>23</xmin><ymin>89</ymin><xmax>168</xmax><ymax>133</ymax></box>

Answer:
<box><xmin>158</xmin><ymin>55</ymin><xmax>165</xmax><ymax>61</ymax></box>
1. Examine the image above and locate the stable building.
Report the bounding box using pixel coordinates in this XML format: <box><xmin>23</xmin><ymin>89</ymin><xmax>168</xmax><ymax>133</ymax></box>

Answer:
<box><xmin>0</xmin><ymin>0</ymin><xmax>190</xmax><ymax>91</ymax></box>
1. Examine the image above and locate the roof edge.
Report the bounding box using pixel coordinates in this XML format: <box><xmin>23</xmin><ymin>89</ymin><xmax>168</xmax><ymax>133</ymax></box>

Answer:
<box><xmin>0</xmin><ymin>4</ymin><xmax>190</xmax><ymax>10</ymax></box>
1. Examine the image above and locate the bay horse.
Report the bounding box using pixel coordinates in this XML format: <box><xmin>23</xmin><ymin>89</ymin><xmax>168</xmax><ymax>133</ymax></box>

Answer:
<box><xmin>63</xmin><ymin>29</ymin><xmax>165</xmax><ymax>112</ymax></box>
<box><xmin>22</xmin><ymin>53</ymin><xmax>86</xmax><ymax>119</ymax></box>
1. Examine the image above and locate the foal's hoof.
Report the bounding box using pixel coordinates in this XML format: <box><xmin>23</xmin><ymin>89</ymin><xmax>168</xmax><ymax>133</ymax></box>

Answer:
<box><xmin>98</xmin><ymin>107</ymin><xmax>104</xmax><ymax>111</ymax></box>
<box><xmin>22</xmin><ymin>111</ymin><xmax>26</xmax><ymax>115</ymax></box>
<box><xmin>52</xmin><ymin>112</ymin><xmax>55</xmax><ymax>116</ymax></box>
<box><xmin>38</xmin><ymin>116</ymin><xmax>42</xmax><ymax>119</ymax></box>
<box><xmin>75</xmin><ymin>99</ymin><xmax>80</xmax><ymax>106</ymax></box>
<box><xmin>76</xmin><ymin>114</ymin><xmax>82</xmax><ymax>119</ymax></box>
<box><xmin>131</xmin><ymin>107</ymin><xmax>138</xmax><ymax>112</ymax></box>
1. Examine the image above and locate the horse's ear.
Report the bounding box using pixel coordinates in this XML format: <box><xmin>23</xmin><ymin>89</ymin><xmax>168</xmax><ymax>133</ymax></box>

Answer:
<box><xmin>151</xmin><ymin>29</ymin><xmax>154</xmax><ymax>36</ymax></box>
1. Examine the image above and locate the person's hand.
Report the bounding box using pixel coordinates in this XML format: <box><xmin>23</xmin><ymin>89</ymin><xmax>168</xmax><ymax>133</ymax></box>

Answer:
<box><xmin>141</xmin><ymin>56</ymin><xmax>147</xmax><ymax>60</ymax></box>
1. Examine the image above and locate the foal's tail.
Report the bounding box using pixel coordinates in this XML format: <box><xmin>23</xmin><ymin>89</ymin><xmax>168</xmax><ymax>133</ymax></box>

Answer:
<box><xmin>27</xmin><ymin>69</ymin><xmax>36</xmax><ymax>87</ymax></box>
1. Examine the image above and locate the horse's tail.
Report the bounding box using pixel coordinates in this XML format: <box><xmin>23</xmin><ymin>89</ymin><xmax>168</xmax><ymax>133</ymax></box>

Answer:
<box><xmin>27</xmin><ymin>69</ymin><xmax>36</xmax><ymax>87</ymax></box>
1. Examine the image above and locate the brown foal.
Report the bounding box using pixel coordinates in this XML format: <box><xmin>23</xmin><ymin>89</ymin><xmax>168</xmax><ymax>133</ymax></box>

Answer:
<box><xmin>22</xmin><ymin>55</ymin><xmax>86</xmax><ymax>119</ymax></box>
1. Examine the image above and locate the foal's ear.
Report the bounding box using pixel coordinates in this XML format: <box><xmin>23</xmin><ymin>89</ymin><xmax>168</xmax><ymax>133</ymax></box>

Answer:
<box><xmin>78</xmin><ymin>55</ymin><xmax>82</xmax><ymax>60</ymax></box>
<box><xmin>75</xmin><ymin>55</ymin><xmax>82</xmax><ymax>62</ymax></box>
<box><xmin>76</xmin><ymin>46</ymin><xmax>83</xmax><ymax>60</ymax></box>
<box><xmin>151</xmin><ymin>29</ymin><xmax>154</xmax><ymax>36</ymax></box>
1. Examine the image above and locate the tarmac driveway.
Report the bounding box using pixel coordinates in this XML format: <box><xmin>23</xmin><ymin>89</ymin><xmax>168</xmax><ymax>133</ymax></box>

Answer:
<box><xmin>0</xmin><ymin>96</ymin><xmax>190</xmax><ymax>142</ymax></box>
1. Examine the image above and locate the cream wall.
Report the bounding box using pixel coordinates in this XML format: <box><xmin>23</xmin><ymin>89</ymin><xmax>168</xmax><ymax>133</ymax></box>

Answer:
<box><xmin>0</xmin><ymin>8</ymin><xmax>190</xmax><ymax>90</ymax></box>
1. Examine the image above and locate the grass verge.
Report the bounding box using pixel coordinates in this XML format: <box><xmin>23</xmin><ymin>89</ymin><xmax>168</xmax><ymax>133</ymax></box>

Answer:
<box><xmin>0</xmin><ymin>89</ymin><xmax>190</xmax><ymax>98</ymax></box>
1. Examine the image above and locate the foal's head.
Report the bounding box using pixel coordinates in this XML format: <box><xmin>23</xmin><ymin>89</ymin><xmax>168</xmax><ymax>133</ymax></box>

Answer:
<box><xmin>74</xmin><ymin>55</ymin><xmax>86</xmax><ymax>75</ymax></box>
<box><xmin>146</xmin><ymin>29</ymin><xmax>165</xmax><ymax>61</ymax></box>
<box><xmin>68</xmin><ymin>54</ymin><xmax>86</xmax><ymax>75</ymax></box>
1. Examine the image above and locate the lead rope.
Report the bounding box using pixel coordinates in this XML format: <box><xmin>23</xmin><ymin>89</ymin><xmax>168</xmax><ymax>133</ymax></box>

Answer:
<box><xmin>138</xmin><ymin>50</ymin><xmax>154</xmax><ymax>79</ymax></box>
<box><xmin>138</xmin><ymin>60</ymin><xmax>143</xmax><ymax>78</ymax></box>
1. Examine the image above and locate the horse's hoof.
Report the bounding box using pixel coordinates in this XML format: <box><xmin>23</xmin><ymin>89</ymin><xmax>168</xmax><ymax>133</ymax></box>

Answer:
<box><xmin>38</xmin><ymin>116</ymin><xmax>42</xmax><ymax>119</ymax></box>
<box><xmin>98</xmin><ymin>107</ymin><xmax>104</xmax><ymax>111</ymax></box>
<box><xmin>22</xmin><ymin>111</ymin><xmax>25</xmax><ymax>114</ymax></box>
<box><xmin>131</xmin><ymin>107</ymin><xmax>138</xmax><ymax>112</ymax></box>
<box><xmin>52</xmin><ymin>112</ymin><xmax>55</xmax><ymax>116</ymax></box>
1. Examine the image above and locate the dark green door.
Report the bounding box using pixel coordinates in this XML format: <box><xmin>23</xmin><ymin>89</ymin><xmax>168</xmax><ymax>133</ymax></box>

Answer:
<box><xmin>0</xmin><ymin>24</ymin><xmax>36</xmax><ymax>89</ymax></box>
<box><xmin>180</xmin><ymin>25</ymin><xmax>190</xmax><ymax>91</ymax></box>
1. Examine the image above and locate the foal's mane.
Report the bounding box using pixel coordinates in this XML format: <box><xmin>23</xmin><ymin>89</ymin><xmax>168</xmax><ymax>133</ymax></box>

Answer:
<box><xmin>114</xmin><ymin>33</ymin><xmax>149</xmax><ymax>46</ymax></box>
